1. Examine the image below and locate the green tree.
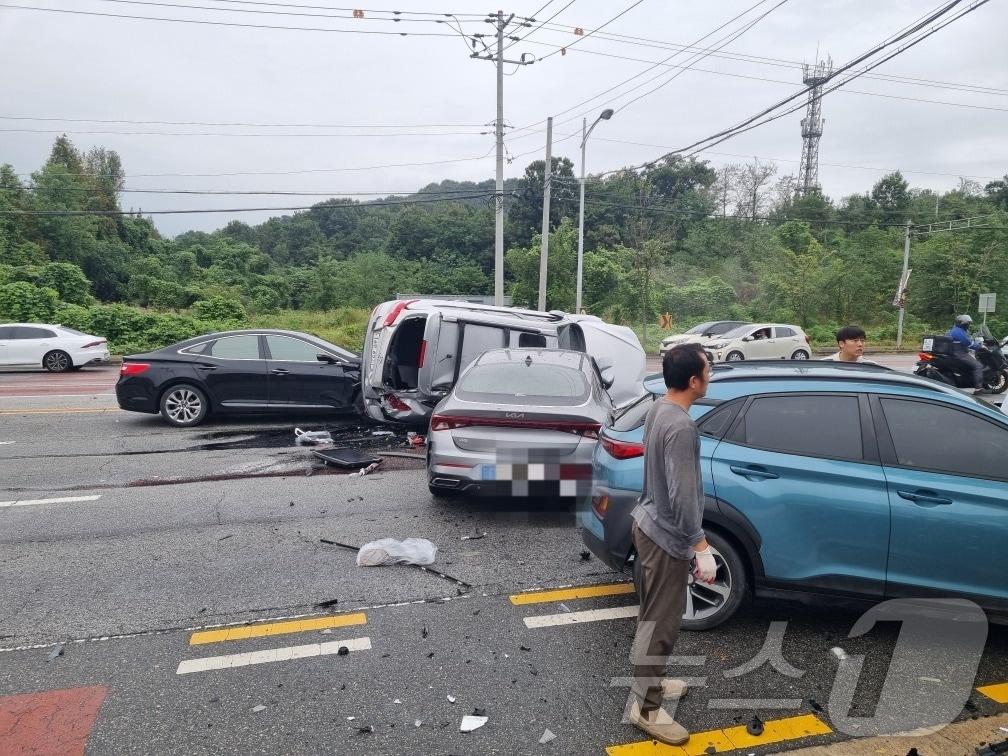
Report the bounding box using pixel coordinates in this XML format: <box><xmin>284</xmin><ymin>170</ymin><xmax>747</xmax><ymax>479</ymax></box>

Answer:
<box><xmin>193</xmin><ymin>295</ymin><xmax>248</xmax><ymax>323</ymax></box>
<box><xmin>37</xmin><ymin>261</ymin><xmax>94</xmax><ymax>305</ymax></box>
<box><xmin>871</xmin><ymin>171</ymin><xmax>911</xmax><ymax>225</ymax></box>
<box><xmin>0</xmin><ymin>282</ymin><xmax>59</xmax><ymax>321</ymax></box>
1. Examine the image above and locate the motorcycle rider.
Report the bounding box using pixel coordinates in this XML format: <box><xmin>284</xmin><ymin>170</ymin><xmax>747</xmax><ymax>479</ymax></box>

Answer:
<box><xmin>947</xmin><ymin>314</ymin><xmax>985</xmax><ymax>393</ymax></box>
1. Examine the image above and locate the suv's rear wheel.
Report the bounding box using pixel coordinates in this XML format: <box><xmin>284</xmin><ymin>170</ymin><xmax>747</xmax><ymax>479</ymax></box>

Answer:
<box><xmin>633</xmin><ymin>530</ymin><xmax>746</xmax><ymax>631</ymax></box>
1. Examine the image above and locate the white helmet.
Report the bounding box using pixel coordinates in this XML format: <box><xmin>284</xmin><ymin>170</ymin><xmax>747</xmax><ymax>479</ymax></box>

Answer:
<box><xmin>955</xmin><ymin>314</ymin><xmax>973</xmax><ymax>328</ymax></box>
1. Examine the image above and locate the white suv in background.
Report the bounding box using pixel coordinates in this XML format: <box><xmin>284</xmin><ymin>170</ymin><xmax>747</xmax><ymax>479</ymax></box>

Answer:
<box><xmin>0</xmin><ymin>323</ymin><xmax>110</xmax><ymax>371</ymax></box>
<box><xmin>701</xmin><ymin>323</ymin><xmax>811</xmax><ymax>362</ymax></box>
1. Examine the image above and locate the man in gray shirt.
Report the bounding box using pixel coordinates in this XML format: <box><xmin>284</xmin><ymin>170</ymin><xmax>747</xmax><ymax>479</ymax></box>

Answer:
<box><xmin>627</xmin><ymin>343</ymin><xmax>717</xmax><ymax>746</ymax></box>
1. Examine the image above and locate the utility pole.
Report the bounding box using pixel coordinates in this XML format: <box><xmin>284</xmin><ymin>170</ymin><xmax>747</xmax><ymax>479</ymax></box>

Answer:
<box><xmin>896</xmin><ymin>223</ymin><xmax>911</xmax><ymax>350</ymax></box>
<box><xmin>537</xmin><ymin>117</ymin><xmax>552</xmax><ymax>312</ymax></box>
<box><xmin>470</xmin><ymin>11</ymin><xmax>531</xmax><ymax>306</ymax></box>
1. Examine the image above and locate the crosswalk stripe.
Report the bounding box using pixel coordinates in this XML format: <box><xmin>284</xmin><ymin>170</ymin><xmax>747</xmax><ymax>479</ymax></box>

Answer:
<box><xmin>524</xmin><ymin>605</ymin><xmax>639</xmax><ymax>629</ymax></box>
<box><xmin>606</xmin><ymin>713</ymin><xmax>832</xmax><ymax>755</ymax></box>
<box><xmin>190</xmin><ymin>612</ymin><xmax>367</xmax><ymax>645</ymax></box>
<box><xmin>176</xmin><ymin>637</ymin><xmax>372</xmax><ymax>675</ymax></box>
<box><xmin>978</xmin><ymin>682</ymin><xmax>1008</xmax><ymax>703</ymax></box>
<box><xmin>0</xmin><ymin>495</ymin><xmax>101</xmax><ymax>508</ymax></box>
<box><xmin>509</xmin><ymin>582</ymin><xmax>636</xmax><ymax>605</ymax></box>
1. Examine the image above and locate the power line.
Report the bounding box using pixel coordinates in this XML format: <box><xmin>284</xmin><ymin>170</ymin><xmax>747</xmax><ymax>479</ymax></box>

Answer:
<box><xmin>536</xmin><ymin>0</ymin><xmax>646</xmax><ymax>61</ymax></box>
<box><xmin>602</xmin><ymin>0</ymin><xmax>991</xmax><ymax>175</ymax></box>
<box><xmin>114</xmin><ymin>1</ymin><xmax>487</xmax><ymax>17</ymax></box>
<box><xmin>89</xmin><ymin>0</ymin><xmax>485</xmax><ymax>24</ymax></box>
<box><xmin>0</xmin><ymin>127</ymin><xmax>490</xmax><ymax>138</ymax></box>
<box><xmin>0</xmin><ymin>3</ymin><xmax>466</xmax><ymax>35</ymax></box>
<box><xmin>6</xmin><ymin>186</ymin><xmax>498</xmax><ymax>196</ymax></box>
<box><xmin>0</xmin><ymin>192</ymin><xmax>499</xmax><ymax>216</ymax></box>
<box><xmin>0</xmin><ymin>115</ymin><xmax>489</xmax><ymax>128</ymax></box>
<box><xmin>517</xmin><ymin>18</ymin><xmax>1008</xmax><ymax>97</ymax></box>
<box><xmin>504</xmin><ymin>0</ymin><xmax>578</xmax><ymax>52</ymax></box>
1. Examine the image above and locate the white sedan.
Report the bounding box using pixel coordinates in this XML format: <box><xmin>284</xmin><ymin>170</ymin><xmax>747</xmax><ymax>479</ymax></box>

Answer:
<box><xmin>701</xmin><ymin>323</ymin><xmax>812</xmax><ymax>362</ymax></box>
<box><xmin>0</xmin><ymin>323</ymin><xmax>110</xmax><ymax>371</ymax></box>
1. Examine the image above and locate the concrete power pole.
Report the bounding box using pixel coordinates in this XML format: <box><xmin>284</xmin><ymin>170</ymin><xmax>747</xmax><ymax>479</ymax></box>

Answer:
<box><xmin>537</xmin><ymin>117</ymin><xmax>553</xmax><ymax>312</ymax></box>
<box><xmin>896</xmin><ymin>223</ymin><xmax>911</xmax><ymax>350</ymax></box>
<box><xmin>798</xmin><ymin>57</ymin><xmax>831</xmax><ymax>196</ymax></box>
<box><xmin>470</xmin><ymin>12</ymin><xmax>531</xmax><ymax>307</ymax></box>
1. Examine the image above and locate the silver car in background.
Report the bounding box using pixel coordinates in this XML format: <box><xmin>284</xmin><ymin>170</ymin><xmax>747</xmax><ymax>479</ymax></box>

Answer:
<box><xmin>426</xmin><ymin>348</ymin><xmax>616</xmax><ymax>499</ymax></box>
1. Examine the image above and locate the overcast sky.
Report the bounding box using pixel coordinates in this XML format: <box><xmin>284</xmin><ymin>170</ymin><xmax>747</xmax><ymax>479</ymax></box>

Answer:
<box><xmin>2</xmin><ymin>0</ymin><xmax>1006</xmax><ymax>237</ymax></box>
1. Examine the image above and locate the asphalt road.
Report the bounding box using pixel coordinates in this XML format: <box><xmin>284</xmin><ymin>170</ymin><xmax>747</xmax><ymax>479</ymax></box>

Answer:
<box><xmin>1</xmin><ymin>363</ymin><xmax>1006</xmax><ymax>755</ymax></box>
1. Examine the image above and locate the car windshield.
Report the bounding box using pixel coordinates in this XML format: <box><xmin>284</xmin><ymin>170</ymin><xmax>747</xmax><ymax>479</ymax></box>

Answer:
<box><xmin>456</xmin><ymin>361</ymin><xmax>590</xmax><ymax>406</ymax></box>
<box><xmin>685</xmin><ymin>322</ymin><xmax>715</xmax><ymax>335</ymax></box>
<box><xmin>720</xmin><ymin>325</ymin><xmax>754</xmax><ymax>339</ymax></box>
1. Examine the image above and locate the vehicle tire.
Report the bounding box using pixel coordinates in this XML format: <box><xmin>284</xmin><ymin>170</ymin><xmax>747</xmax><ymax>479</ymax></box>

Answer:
<box><xmin>43</xmin><ymin>350</ymin><xmax>72</xmax><ymax>372</ymax></box>
<box><xmin>790</xmin><ymin>350</ymin><xmax>811</xmax><ymax>360</ymax></box>
<box><xmin>633</xmin><ymin>530</ymin><xmax>747</xmax><ymax>631</ymax></box>
<box><xmin>984</xmin><ymin>370</ymin><xmax>1008</xmax><ymax>394</ymax></box>
<box><xmin>725</xmin><ymin>350</ymin><xmax>745</xmax><ymax>362</ymax></box>
<box><xmin>159</xmin><ymin>384</ymin><xmax>209</xmax><ymax>427</ymax></box>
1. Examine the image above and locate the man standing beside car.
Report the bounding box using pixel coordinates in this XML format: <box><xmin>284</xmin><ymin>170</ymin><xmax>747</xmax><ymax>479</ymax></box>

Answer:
<box><xmin>627</xmin><ymin>343</ymin><xmax>717</xmax><ymax>746</ymax></box>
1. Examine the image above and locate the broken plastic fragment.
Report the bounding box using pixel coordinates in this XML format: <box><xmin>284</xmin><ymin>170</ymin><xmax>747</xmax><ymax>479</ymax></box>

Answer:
<box><xmin>393</xmin><ymin>699</ymin><xmax>401</xmax><ymax>704</ymax></box>
<box><xmin>314</xmin><ymin>598</ymin><xmax>339</xmax><ymax>609</ymax></box>
<box><xmin>415</xmin><ymin>720</ymin><xmax>422</xmax><ymax>727</ymax></box>
<box><xmin>580</xmin><ymin>550</ymin><xmax>591</xmax><ymax>561</ymax></box>
<box><xmin>346</xmin><ymin>716</ymin><xmax>355</xmax><ymax>721</ymax></box>
<box><xmin>460</xmin><ymin>715</ymin><xmax>488</xmax><ymax>733</ymax></box>
<box><xmin>447</xmin><ymin>695</ymin><xmax>456</xmax><ymax>703</ymax></box>
<box><xmin>472</xmin><ymin>707</ymin><xmax>486</xmax><ymax>717</ymax></box>
<box><xmin>830</xmin><ymin>646</ymin><xmax>848</xmax><ymax>660</ymax></box>
<box><xmin>461</xmin><ymin>532</ymin><xmax>487</xmax><ymax>541</ymax></box>
<box><xmin>251</xmin><ymin>705</ymin><xmax>267</xmax><ymax>713</ymax></box>
<box><xmin>46</xmin><ymin>644</ymin><xmax>64</xmax><ymax>662</ymax></box>
<box><xmin>539</xmin><ymin>728</ymin><xmax>556</xmax><ymax>744</ymax></box>
<box><xmin>746</xmin><ymin>715</ymin><xmax>764</xmax><ymax>736</ymax></box>
<box><xmin>337</xmin><ymin>646</ymin><xmax>350</xmax><ymax>656</ymax></box>
<box><xmin>356</xmin><ymin>725</ymin><xmax>374</xmax><ymax>735</ymax></box>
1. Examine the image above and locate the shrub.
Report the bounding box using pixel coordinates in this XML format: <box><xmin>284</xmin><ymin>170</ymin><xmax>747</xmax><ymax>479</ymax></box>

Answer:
<box><xmin>37</xmin><ymin>262</ymin><xmax>94</xmax><ymax>306</ymax></box>
<box><xmin>193</xmin><ymin>296</ymin><xmax>247</xmax><ymax>323</ymax></box>
<box><xmin>0</xmin><ymin>282</ymin><xmax>59</xmax><ymax>321</ymax></box>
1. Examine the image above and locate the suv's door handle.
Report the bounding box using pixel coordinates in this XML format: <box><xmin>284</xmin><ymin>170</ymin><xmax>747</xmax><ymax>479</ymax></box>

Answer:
<box><xmin>270</xmin><ymin>368</ymin><xmax>289</xmax><ymax>375</ymax></box>
<box><xmin>730</xmin><ymin>465</ymin><xmax>779</xmax><ymax>480</ymax></box>
<box><xmin>897</xmin><ymin>489</ymin><xmax>952</xmax><ymax>506</ymax></box>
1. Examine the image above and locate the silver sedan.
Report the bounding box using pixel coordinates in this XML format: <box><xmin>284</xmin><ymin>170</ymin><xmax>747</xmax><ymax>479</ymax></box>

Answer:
<box><xmin>426</xmin><ymin>348</ymin><xmax>616</xmax><ymax>499</ymax></box>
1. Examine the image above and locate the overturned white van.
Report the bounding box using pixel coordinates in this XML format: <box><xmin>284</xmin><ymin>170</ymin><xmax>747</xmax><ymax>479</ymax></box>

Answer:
<box><xmin>361</xmin><ymin>299</ymin><xmax>647</xmax><ymax>426</ymax></box>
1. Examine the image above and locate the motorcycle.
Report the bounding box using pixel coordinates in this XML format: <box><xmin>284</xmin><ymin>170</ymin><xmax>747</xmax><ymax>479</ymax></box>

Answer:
<box><xmin>915</xmin><ymin>324</ymin><xmax>1008</xmax><ymax>394</ymax></box>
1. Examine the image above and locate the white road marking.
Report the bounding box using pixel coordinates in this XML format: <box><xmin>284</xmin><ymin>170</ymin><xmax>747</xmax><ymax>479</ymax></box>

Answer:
<box><xmin>0</xmin><ymin>495</ymin><xmax>102</xmax><ymax>508</ymax></box>
<box><xmin>523</xmin><ymin>605</ymin><xmax>639</xmax><ymax>629</ymax></box>
<box><xmin>176</xmin><ymin>636</ymin><xmax>372</xmax><ymax>675</ymax></box>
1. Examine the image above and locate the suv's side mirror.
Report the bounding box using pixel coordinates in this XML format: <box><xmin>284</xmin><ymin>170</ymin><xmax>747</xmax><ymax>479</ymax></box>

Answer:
<box><xmin>317</xmin><ymin>353</ymin><xmax>338</xmax><ymax>364</ymax></box>
<box><xmin>600</xmin><ymin>366</ymin><xmax>615</xmax><ymax>390</ymax></box>
<box><xmin>742</xmin><ymin>335</ymin><xmax>753</xmax><ymax>342</ymax></box>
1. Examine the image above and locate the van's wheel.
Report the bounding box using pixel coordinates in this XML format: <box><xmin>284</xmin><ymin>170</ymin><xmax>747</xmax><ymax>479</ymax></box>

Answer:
<box><xmin>790</xmin><ymin>350</ymin><xmax>811</xmax><ymax>360</ymax></box>
<box><xmin>160</xmin><ymin>384</ymin><xmax>209</xmax><ymax>427</ymax></box>
<box><xmin>633</xmin><ymin>530</ymin><xmax>746</xmax><ymax>631</ymax></box>
<box><xmin>725</xmin><ymin>351</ymin><xmax>745</xmax><ymax>362</ymax></box>
<box><xmin>43</xmin><ymin>350</ymin><xmax>72</xmax><ymax>372</ymax></box>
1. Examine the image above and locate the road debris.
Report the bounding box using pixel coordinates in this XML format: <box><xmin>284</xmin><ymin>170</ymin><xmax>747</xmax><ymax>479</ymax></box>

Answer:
<box><xmin>346</xmin><ymin>716</ymin><xmax>355</xmax><ymax>721</ymax></box>
<box><xmin>46</xmin><ymin>644</ymin><xmax>64</xmax><ymax>662</ymax></box>
<box><xmin>314</xmin><ymin>598</ymin><xmax>339</xmax><ymax>609</ymax></box>
<box><xmin>461</xmin><ymin>531</ymin><xmax>487</xmax><ymax>541</ymax></box>
<box><xmin>313</xmin><ymin>448</ymin><xmax>381</xmax><ymax>469</ymax></box>
<box><xmin>294</xmin><ymin>428</ymin><xmax>333</xmax><ymax>447</ymax></box>
<box><xmin>447</xmin><ymin>695</ymin><xmax>456</xmax><ymax>704</ymax></box>
<box><xmin>371</xmin><ymin>430</ymin><xmax>395</xmax><ymax>437</ymax></box>
<box><xmin>358</xmin><ymin>460</ymin><xmax>381</xmax><ymax>476</ymax></box>
<box><xmin>580</xmin><ymin>550</ymin><xmax>591</xmax><ymax>561</ymax></box>
<box><xmin>472</xmin><ymin>707</ymin><xmax>486</xmax><ymax>717</ymax></box>
<box><xmin>919</xmin><ymin>676</ymin><xmax>942</xmax><ymax>684</ymax></box>
<box><xmin>539</xmin><ymin>728</ymin><xmax>557</xmax><ymax>744</ymax></box>
<box><xmin>393</xmin><ymin>699</ymin><xmax>401</xmax><ymax>704</ymax></box>
<box><xmin>558</xmin><ymin>603</ymin><xmax>571</xmax><ymax>613</ymax></box>
<box><xmin>337</xmin><ymin>646</ymin><xmax>350</xmax><ymax>656</ymax></box>
<box><xmin>406</xmin><ymin>431</ymin><xmax>427</xmax><ymax>448</ymax></box>
<box><xmin>217</xmin><ymin>534</ymin><xmax>233</xmax><ymax>541</ymax></box>
<box><xmin>357</xmin><ymin>538</ymin><xmax>437</xmax><ymax>567</ymax></box>
<box><xmin>422</xmin><ymin>626</ymin><xmax>428</xmax><ymax>638</ymax></box>
<box><xmin>355</xmin><ymin>725</ymin><xmax>374</xmax><ymax>735</ymax></box>
<box><xmin>251</xmin><ymin>705</ymin><xmax>267</xmax><ymax>713</ymax></box>
<box><xmin>830</xmin><ymin>646</ymin><xmax>848</xmax><ymax>660</ymax></box>
<box><xmin>460</xmin><ymin>715</ymin><xmax>488</xmax><ymax>733</ymax></box>
<box><xmin>746</xmin><ymin>715</ymin><xmax>764</xmax><ymax>737</ymax></box>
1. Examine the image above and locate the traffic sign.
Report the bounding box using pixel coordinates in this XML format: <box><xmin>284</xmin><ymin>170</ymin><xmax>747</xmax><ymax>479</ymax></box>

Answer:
<box><xmin>979</xmin><ymin>293</ymin><xmax>997</xmax><ymax>313</ymax></box>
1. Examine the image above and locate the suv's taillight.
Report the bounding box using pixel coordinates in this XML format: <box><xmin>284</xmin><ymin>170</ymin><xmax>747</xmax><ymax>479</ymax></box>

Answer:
<box><xmin>918</xmin><ymin>351</ymin><xmax>934</xmax><ymax>362</ymax></box>
<box><xmin>120</xmin><ymin>362</ymin><xmax>150</xmax><ymax>376</ymax></box>
<box><xmin>384</xmin><ymin>394</ymin><xmax>411</xmax><ymax>412</ymax></box>
<box><xmin>600</xmin><ymin>436</ymin><xmax>645</xmax><ymax>460</ymax></box>
<box><xmin>592</xmin><ymin>494</ymin><xmax>609</xmax><ymax>520</ymax></box>
<box><xmin>383</xmin><ymin>299</ymin><xmax>418</xmax><ymax>327</ymax></box>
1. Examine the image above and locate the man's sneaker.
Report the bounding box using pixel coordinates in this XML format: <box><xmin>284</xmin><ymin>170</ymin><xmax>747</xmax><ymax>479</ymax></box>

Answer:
<box><xmin>661</xmin><ymin>678</ymin><xmax>688</xmax><ymax>700</ymax></box>
<box><xmin>628</xmin><ymin>701</ymin><xmax>689</xmax><ymax>745</ymax></box>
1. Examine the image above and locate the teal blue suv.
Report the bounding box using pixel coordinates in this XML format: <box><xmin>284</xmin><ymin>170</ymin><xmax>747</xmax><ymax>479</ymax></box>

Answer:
<box><xmin>580</xmin><ymin>361</ymin><xmax>1008</xmax><ymax>630</ymax></box>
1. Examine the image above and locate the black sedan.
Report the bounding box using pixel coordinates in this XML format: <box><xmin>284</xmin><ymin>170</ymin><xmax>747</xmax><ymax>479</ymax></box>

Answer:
<box><xmin>116</xmin><ymin>329</ymin><xmax>362</xmax><ymax>427</ymax></box>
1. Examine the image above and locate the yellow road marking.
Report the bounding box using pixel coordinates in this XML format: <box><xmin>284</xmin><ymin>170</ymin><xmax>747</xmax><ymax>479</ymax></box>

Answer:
<box><xmin>978</xmin><ymin>682</ymin><xmax>1008</xmax><ymax>704</ymax></box>
<box><xmin>0</xmin><ymin>408</ymin><xmax>118</xmax><ymax>415</ymax></box>
<box><xmin>509</xmin><ymin>582</ymin><xmax>636</xmax><ymax>605</ymax></box>
<box><xmin>189</xmin><ymin>613</ymin><xmax>367</xmax><ymax>645</ymax></box>
<box><xmin>606</xmin><ymin>713</ymin><xmax>832</xmax><ymax>755</ymax></box>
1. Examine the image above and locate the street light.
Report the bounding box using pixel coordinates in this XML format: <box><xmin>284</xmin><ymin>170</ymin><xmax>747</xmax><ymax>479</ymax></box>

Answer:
<box><xmin>576</xmin><ymin>108</ymin><xmax>614</xmax><ymax>314</ymax></box>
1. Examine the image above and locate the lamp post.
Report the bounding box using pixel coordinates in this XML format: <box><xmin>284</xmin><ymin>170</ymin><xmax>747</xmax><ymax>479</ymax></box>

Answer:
<box><xmin>576</xmin><ymin>108</ymin><xmax>614</xmax><ymax>314</ymax></box>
